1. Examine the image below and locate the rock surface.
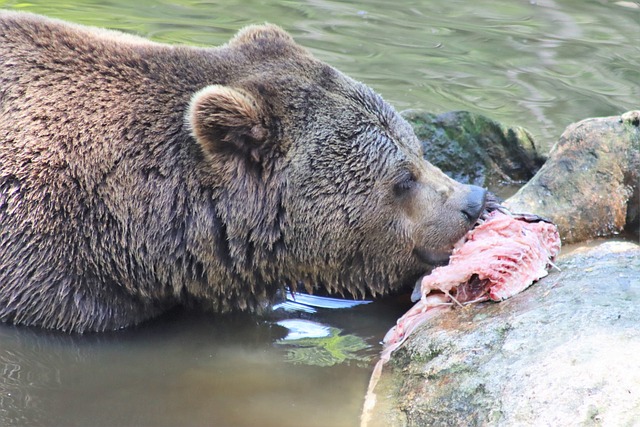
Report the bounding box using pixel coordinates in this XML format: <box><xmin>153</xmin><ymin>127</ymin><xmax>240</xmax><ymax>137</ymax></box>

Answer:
<box><xmin>367</xmin><ymin>241</ymin><xmax>640</xmax><ymax>426</ymax></box>
<box><xmin>403</xmin><ymin>110</ymin><xmax>546</xmax><ymax>195</ymax></box>
<box><xmin>505</xmin><ymin>111</ymin><xmax>640</xmax><ymax>243</ymax></box>
<box><xmin>369</xmin><ymin>111</ymin><xmax>640</xmax><ymax>426</ymax></box>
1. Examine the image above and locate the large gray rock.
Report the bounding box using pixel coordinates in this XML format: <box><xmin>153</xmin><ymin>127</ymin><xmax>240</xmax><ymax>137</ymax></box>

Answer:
<box><xmin>506</xmin><ymin>111</ymin><xmax>640</xmax><ymax>243</ymax></box>
<box><xmin>368</xmin><ymin>241</ymin><xmax>640</xmax><ymax>426</ymax></box>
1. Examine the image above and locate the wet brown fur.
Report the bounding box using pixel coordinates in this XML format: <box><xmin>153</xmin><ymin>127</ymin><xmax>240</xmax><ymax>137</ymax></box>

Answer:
<box><xmin>0</xmin><ymin>12</ymin><xmax>482</xmax><ymax>332</ymax></box>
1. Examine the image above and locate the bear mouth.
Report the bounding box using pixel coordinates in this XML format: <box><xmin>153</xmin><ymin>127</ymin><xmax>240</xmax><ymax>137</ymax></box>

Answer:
<box><xmin>412</xmin><ymin>192</ymin><xmax>502</xmax><ymax>267</ymax></box>
<box><xmin>412</xmin><ymin>247</ymin><xmax>452</xmax><ymax>266</ymax></box>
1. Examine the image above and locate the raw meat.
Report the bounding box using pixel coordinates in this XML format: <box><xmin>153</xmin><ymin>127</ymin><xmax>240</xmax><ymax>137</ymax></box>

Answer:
<box><xmin>384</xmin><ymin>209</ymin><xmax>560</xmax><ymax>358</ymax></box>
<box><xmin>361</xmin><ymin>209</ymin><xmax>561</xmax><ymax>427</ymax></box>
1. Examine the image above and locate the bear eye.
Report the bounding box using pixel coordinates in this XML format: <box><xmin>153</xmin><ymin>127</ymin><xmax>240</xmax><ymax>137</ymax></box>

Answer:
<box><xmin>393</xmin><ymin>170</ymin><xmax>418</xmax><ymax>197</ymax></box>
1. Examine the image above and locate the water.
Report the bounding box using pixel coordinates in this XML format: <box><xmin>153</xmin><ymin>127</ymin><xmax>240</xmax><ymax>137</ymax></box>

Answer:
<box><xmin>0</xmin><ymin>299</ymin><xmax>411</xmax><ymax>427</ymax></box>
<box><xmin>2</xmin><ymin>0</ymin><xmax>638</xmax><ymax>150</ymax></box>
<box><xmin>0</xmin><ymin>1</ymin><xmax>638</xmax><ymax>426</ymax></box>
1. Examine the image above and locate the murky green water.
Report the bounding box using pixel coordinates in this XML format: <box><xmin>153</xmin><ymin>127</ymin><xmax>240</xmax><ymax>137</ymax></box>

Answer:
<box><xmin>2</xmin><ymin>0</ymin><xmax>638</xmax><ymax>150</ymax></box>
<box><xmin>0</xmin><ymin>301</ymin><xmax>411</xmax><ymax>427</ymax></box>
<box><xmin>0</xmin><ymin>1</ymin><xmax>638</xmax><ymax>426</ymax></box>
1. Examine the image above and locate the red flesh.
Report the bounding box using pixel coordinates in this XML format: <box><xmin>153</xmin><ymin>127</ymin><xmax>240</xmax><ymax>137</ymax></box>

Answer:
<box><xmin>422</xmin><ymin>210</ymin><xmax>561</xmax><ymax>303</ymax></box>
<box><xmin>363</xmin><ymin>211</ymin><xmax>561</xmax><ymax>425</ymax></box>
<box><xmin>382</xmin><ymin>210</ymin><xmax>560</xmax><ymax>356</ymax></box>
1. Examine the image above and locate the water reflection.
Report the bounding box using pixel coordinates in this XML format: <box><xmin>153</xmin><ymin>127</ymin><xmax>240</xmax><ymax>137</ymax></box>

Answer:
<box><xmin>277</xmin><ymin>319</ymin><xmax>332</xmax><ymax>340</ymax></box>
<box><xmin>0</xmin><ymin>299</ymin><xmax>410</xmax><ymax>427</ymax></box>
<box><xmin>276</xmin><ymin>322</ymin><xmax>373</xmax><ymax>367</ymax></box>
<box><xmin>0</xmin><ymin>327</ymin><xmax>87</xmax><ymax>426</ymax></box>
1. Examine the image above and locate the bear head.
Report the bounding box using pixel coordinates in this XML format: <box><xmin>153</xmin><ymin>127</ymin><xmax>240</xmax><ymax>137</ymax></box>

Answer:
<box><xmin>186</xmin><ymin>25</ymin><xmax>486</xmax><ymax>299</ymax></box>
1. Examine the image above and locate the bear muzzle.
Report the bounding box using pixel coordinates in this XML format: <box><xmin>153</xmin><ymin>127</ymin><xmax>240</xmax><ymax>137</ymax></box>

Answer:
<box><xmin>412</xmin><ymin>184</ymin><xmax>488</xmax><ymax>266</ymax></box>
<box><xmin>461</xmin><ymin>185</ymin><xmax>488</xmax><ymax>225</ymax></box>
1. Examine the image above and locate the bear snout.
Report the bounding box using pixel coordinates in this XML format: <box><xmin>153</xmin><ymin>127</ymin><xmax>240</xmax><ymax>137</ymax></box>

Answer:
<box><xmin>409</xmin><ymin>184</ymin><xmax>487</xmax><ymax>269</ymax></box>
<box><xmin>461</xmin><ymin>185</ymin><xmax>487</xmax><ymax>225</ymax></box>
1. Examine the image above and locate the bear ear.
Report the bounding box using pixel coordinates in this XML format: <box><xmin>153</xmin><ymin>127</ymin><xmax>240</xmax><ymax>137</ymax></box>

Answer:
<box><xmin>187</xmin><ymin>85</ymin><xmax>269</xmax><ymax>160</ymax></box>
<box><xmin>227</xmin><ymin>24</ymin><xmax>306</xmax><ymax>58</ymax></box>
<box><xmin>229</xmin><ymin>24</ymin><xmax>295</xmax><ymax>46</ymax></box>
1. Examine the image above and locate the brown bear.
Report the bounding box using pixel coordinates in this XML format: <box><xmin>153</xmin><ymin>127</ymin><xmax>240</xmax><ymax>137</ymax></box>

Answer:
<box><xmin>0</xmin><ymin>12</ymin><xmax>487</xmax><ymax>333</ymax></box>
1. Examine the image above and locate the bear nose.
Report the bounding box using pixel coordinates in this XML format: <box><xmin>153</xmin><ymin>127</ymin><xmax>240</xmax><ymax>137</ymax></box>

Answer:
<box><xmin>461</xmin><ymin>185</ymin><xmax>487</xmax><ymax>224</ymax></box>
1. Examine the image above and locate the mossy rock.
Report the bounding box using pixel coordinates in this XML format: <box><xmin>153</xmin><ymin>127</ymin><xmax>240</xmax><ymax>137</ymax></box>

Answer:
<box><xmin>403</xmin><ymin>110</ymin><xmax>546</xmax><ymax>196</ymax></box>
